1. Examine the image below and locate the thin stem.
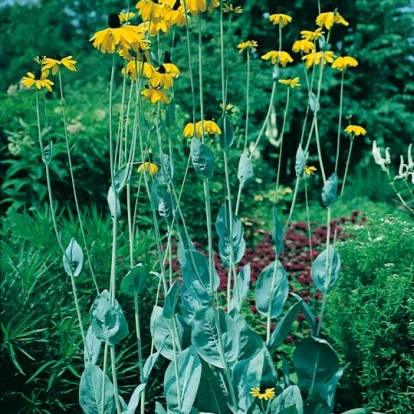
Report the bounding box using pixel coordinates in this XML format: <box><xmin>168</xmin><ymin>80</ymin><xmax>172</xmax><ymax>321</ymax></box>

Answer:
<box><xmin>335</xmin><ymin>72</ymin><xmax>345</xmax><ymax>172</ymax></box>
<box><xmin>341</xmin><ymin>137</ymin><xmax>354</xmax><ymax>196</ymax></box>
<box><xmin>110</xmin><ymin>345</ymin><xmax>122</xmax><ymax>414</ymax></box>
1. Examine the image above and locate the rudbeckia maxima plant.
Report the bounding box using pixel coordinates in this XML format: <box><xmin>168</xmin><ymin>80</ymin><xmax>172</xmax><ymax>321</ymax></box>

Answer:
<box><xmin>183</xmin><ymin>120</ymin><xmax>222</xmax><ymax>138</ymax></box>
<box><xmin>21</xmin><ymin>69</ymin><xmax>54</xmax><ymax>92</ymax></box>
<box><xmin>42</xmin><ymin>55</ymin><xmax>77</xmax><ymax>74</ymax></box>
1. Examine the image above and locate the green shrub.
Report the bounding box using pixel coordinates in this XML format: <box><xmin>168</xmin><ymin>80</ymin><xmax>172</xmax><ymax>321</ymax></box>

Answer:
<box><xmin>327</xmin><ymin>214</ymin><xmax>414</xmax><ymax>413</ymax></box>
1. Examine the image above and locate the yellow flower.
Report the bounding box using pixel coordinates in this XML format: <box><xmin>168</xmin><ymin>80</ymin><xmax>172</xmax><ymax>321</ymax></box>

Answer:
<box><xmin>42</xmin><ymin>55</ymin><xmax>77</xmax><ymax>75</ymax></box>
<box><xmin>302</xmin><ymin>51</ymin><xmax>335</xmax><ymax>68</ymax></box>
<box><xmin>138</xmin><ymin>161</ymin><xmax>159</xmax><ymax>175</ymax></box>
<box><xmin>237</xmin><ymin>40</ymin><xmax>258</xmax><ymax>53</ymax></box>
<box><xmin>250</xmin><ymin>387</ymin><xmax>276</xmax><ymax>401</ymax></box>
<box><xmin>261</xmin><ymin>50</ymin><xmax>293</xmax><ymax>67</ymax></box>
<box><xmin>305</xmin><ymin>165</ymin><xmax>317</xmax><ymax>175</ymax></box>
<box><xmin>136</xmin><ymin>0</ymin><xmax>164</xmax><ymax>21</ymax></box>
<box><xmin>292</xmin><ymin>39</ymin><xmax>315</xmax><ymax>54</ymax></box>
<box><xmin>141</xmin><ymin>88</ymin><xmax>170</xmax><ymax>104</ymax></box>
<box><xmin>183</xmin><ymin>120</ymin><xmax>221</xmax><ymax>138</ymax></box>
<box><xmin>90</xmin><ymin>13</ymin><xmax>144</xmax><ymax>54</ymax></box>
<box><xmin>123</xmin><ymin>60</ymin><xmax>154</xmax><ymax>80</ymax></box>
<box><xmin>332</xmin><ymin>56</ymin><xmax>358</xmax><ymax>71</ymax></box>
<box><xmin>186</xmin><ymin>0</ymin><xmax>207</xmax><ymax>15</ymax></box>
<box><xmin>344</xmin><ymin>125</ymin><xmax>366</xmax><ymax>136</ymax></box>
<box><xmin>223</xmin><ymin>3</ymin><xmax>243</xmax><ymax>13</ymax></box>
<box><xmin>207</xmin><ymin>0</ymin><xmax>220</xmax><ymax>13</ymax></box>
<box><xmin>269</xmin><ymin>13</ymin><xmax>292</xmax><ymax>27</ymax></box>
<box><xmin>149</xmin><ymin>65</ymin><xmax>174</xmax><ymax>89</ymax></box>
<box><xmin>165</xmin><ymin>5</ymin><xmax>187</xmax><ymax>26</ymax></box>
<box><xmin>278</xmin><ymin>77</ymin><xmax>301</xmax><ymax>88</ymax></box>
<box><xmin>21</xmin><ymin>69</ymin><xmax>54</xmax><ymax>92</ymax></box>
<box><xmin>316</xmin><ymin>11</ymin><xmax>349</xmax><ymax>30</ymax></box>
<box><xmin>119</xmin><ymin>11</ymin><xmax>135</xmax><ymax>23</ymax></box>
<box><xmin>300</xmin><ymin>28</ymin><xmax>325</xmax><ymax>41</ymax></box>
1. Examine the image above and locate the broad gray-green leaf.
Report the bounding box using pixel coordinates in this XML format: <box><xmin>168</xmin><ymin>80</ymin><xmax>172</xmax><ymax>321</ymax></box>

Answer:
<box><xmin>164</xmin><ymin>346</ymin><xmax>201</xmax><ymax>414</ymax></box>
<box><xmin>41</xmin><ymin>141</ymin><xmax>53</xmax><ymax>164</ymax></box>
<box><xmin>229</xmin><ymin>264</ymin><xmax>251</xmax><ymax>313</ymax></box>
<box><xmin>150</xmin><ymin>306</ymin><xmax>185</xmax><ymax>360</ymax></box>
<box><xmin>340</xmin><ymin>410</ymin><xmax>373</xmax><ymax>414</ymax></box>
<box><xmin>63</xmin><ymin>237</ymin><xmax>83</xmax><ymax>277</ymax></box>
<box><xmin>120</xmin><ymin>264</ymin><xmax>148</xmax><ymax>296</ymax></box>
<box><xmin>157</xmin><ymin>186</ymin><xmax>175</xmax><ymax>224</ymax></box>
<box><xmin>114</xmin><ymin>165</ymin><xmax>130</xmax><ymax>194</ymax></box>
<box><xmin>302</xmin><ymin>393</ymin><xmax>331</xmax><ymax>414</ymax></box>
<box><xmin>270</xmin><ymin>385</ymin><xmax>303</xmax><ymax>414</ymax></box>
<box><xmin>255</xmin><ymin>261</ymin><xmax>289</xmax><ymax>319</ymax></box>
<box><xmin>215</xmin><ymin>204</ymin><xmax>245</xmax><ymax>267</ymax></box>
<box><xmin>291</xmin><ymin>292</ymin><xmax>317</xmax><ymax>336</ymax></box>
<box><xmin>295</xmin><ymin>145</ymin><xmax>306</xmax><ymax>177</ymax></box>
<box><xmin>107</xmin><ymin>186</ymin><xmax>120</xmax><ymax>220</ymax></box>
<box><xmin>143</xmin><ymin>346</ymin><xmax>163</xmax><ymax>382</ymax></box>
<box><xmin>178</xmin><ymin>248</ymin><xmax>219</xmax><ymax>305</ymax></box>
<box><xmin>155</xmin><ymin>153</ymin><xmax>174</xmax><ymax>185</ymax></box>
<box><xmin>125</xmin><ymin>384</ymin><xmax>146</xmax><ymax>414</ymax></box>
<box><xmin>84</xmin><ymin>325</ymin><xmax>102</xmax><ymax>367</ymax></box>
<box><xmin>79</xmin><ymin>364</ymin><xmax>115</xmax><ymax>414</ymax></box>
<box><xmin>238</xmin><ymin>153</ymin><xmax>254</xmax><ymax>188</ymax></box>
<box><xmin>311</xmin><ymin>247</ymin><xmax>341</xmax><ymax>293</ymax></box>
<box><xmin>272</xmin><ymin>208</ymin><xmax>285</xmax><ymax>255</ymax></box>
<box><xmin>90</xmin><ymin>290</ymin><xmax>129</xmax><ymax>345</ymax></box>
<box><xmin>150</xmin><ymin>180</ymin><xmax>158</xmax><ymax>211</ymax></box>
<box><xmin>192</xmin><ymin>307</ymin><xmax>241</xmax><ymax>368</ymax></box>
<box><xmin>162</xmin><ymin>279</ymin><xmax>180</xmax><ymax>319</ymax></box>
<box><xmin>190</xmin><ymin>138</ymin><xmax>215</xmax><ymax>179</ymax></box>
<box><xmin>165</xmin><ymin>99</ymin><xmax>175</xmax><ymax>128</ymax></box>
<box><xmin>218</xmin><ymin>114</ymin><xmax>234</xmax><ymax>148</ymax></box>
<box><xmin>155</xmin><ymin>402</ymin><xmax>167</xmax><ymax>414</ymax></box>
<box><xmin>293</xmin><ymin>337</ymin><xmax>339</xmax><ymax>394</ymax></box>
<box><xmin>321</xmin><ymin>172</ymin><xmax>338</xmax><ymax>208</ymax></box>
<box><xmin>181</xmin><ymin>284</ymin><xmax>203</xmax><ymax>325</ymax></box>
<box><xmin>269</xmin><ymin>300</ymin><xmax>302</xmax><ymax>352</ymax></box>
<box><xmin>309</xmin><ymin>92</ymin><xmax>319</xmax><ymax>113</ymax></box>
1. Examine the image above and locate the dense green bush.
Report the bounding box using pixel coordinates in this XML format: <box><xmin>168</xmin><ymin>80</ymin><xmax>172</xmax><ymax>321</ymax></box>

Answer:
<box><xmin>327</xmin><ymin>214</ymin><xmax>414</xmax><ymax>413</ymax></box>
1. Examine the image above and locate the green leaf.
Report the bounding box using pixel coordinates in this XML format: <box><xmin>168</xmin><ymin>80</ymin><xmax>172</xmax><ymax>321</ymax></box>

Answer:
<box><xmin>271</xmin><ymin>208</ymin><xmax>285</xmax><ymax>255</ymax></box>
<box><xmin>162</xmin><ymin>279</ymin><xmax>180</xmax><ymax>319</ymax></box>
<box><xmin>41</xmin><ymin>141</ymin><xmax>53</xmax><ymax>164</ymax></box>
<box><xmin>215</xmin><ymin>204</ymin><xmax>245</xmax><ymax>267</ymax></box>
<box><xmin>120</xmin><ymin>264</ymin><xmax>148</xmax><ymax>296</ymax></box>
<box><xmin>63</xmin><ymin>237</ymin><xmax>83</xmax><ymax>277</ymax></box>
<box><xmin>192</xmin><ymin>307</ymin><xmax>241</xmax><ymax>368</ymax></box>
<box><xmin>321</xmin><ymin>172</ymin><xmax>338</xmax><ymax>208</ymax></box>
<box><xmin>84</xmin><ymin>325</ymin><xmax>102</xmax><ymax>367</ymax></box>
<box><xmin>164</xmin><ymin>346</ymin><xmax>202</xmax><ymax>414</ymax></box>
<box><xmin>114</xmin><ymin>165</ymin><xmax>130</xmax><ymax>194</ymax></box>
<box><xmin>218</xmin><ymin>114</ymin><xmax>234</xmax><ymax>148</ymax></box>
<box><xmin>165</xmin><ymin>99</ymin><xmax>175</xmax><ymax>127</ymax></box>
<box><xmin>125</xmin><ymin>384</ymin><xmax>146</xmax><ymax>414</ymax></box>
<box><xmin>79</xmin><ymin>364</ymin><xmax>116</xmax><ymax>414</ymax></box>
<box><xmin>90</xmin><ymin>290</ymin><xmax>129</xmax><ymax>345</ymax></box>
<box><xmin>302</xmin><ymin>392</ymin><xmax>331</xmax><ymax>414</ymax></box>
<box><xmin>155</xmin><ymin>153</ymin><xmax>174</xmax><ymax>185</ymax></box>
<box><xmin>270</xmin><ymin>385</ymin><xmax>303</xmax><ymax>414</ymax></box>
<box><xmin>238</xmin><ymin>153</ymin><xmax>254</xmax><ymax>188</ymax></box>
<box><xmin>255</xmin><ymin>261</ymin><xmax>289</xmax><ymax>319</ymax></box>
<box><xmin>293</xmin><ymin>337</ymin><xmax>340</xmax><ymax>395</ymax></box>
<box><xmin>178</xmin><ymin>247</ymin><xmax>219</xmax><ymax>305</ymax></box>
<box><xmin>229</xmin><ymin>264</ymin><xmax>251</xmax><ymax>313</ymax></box>
<box><xmin>311</xmin><ymin>247</ymin><xmax>341</xmax><ymax>293</ymax></box>
<box><xmin>107</xmin><ymin>186</ymin><xmax>120</xmax><ymax>220</ymax></box>
<box><xmin>295</xmin><ymin>145</ymin><xmax>306</xmax><ymax>177</ymax></box>
<box><xmin>190</xmin><ymin>138</ymin><xmax>215</xmax><ymax>179</ymax></box>
<box><xmin>269</xmin><ymin>299</ymin><xmax>302</xmax><ymax>352</ymax></box>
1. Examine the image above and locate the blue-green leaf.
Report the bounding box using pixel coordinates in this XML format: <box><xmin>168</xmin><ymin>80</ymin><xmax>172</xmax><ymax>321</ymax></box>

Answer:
<box><xmin>238</xmin><ymin>153</ymin><xmax>254</xmax><ymax>188</ymax></box>
<box><xmin>215</xmin><ymin>204</ymin><xmax>245</xmax><ymax>267</ymax></box>
<box><xmin>120</xmin><ymin>264</ymin><xmax>148</xmax><ymax>296</ymax></box>
<box><xmin>41</xmin><ymin>141</ymin><xmax>53</xmax><ymax>164</ymax></box>
<box><xmin>291</xmin><ymin>292</ymin><xmax>317</xmax><ymax>336</ymax></box>
<box><xmin>150</xmin><ymin>180</ymin><xmax>158</xmax><ymax>211</ymax></box>
<box><xmin>90</xmin><ymin>290</ymin><xmax>129</xmax><ymax>345</ymax></box>
<box><xmin>218</xmin><ymin>114</ymin><xmax>234</xmax><ymax>148</ymax></box>
<box><xmin>164</xmin><ymin>346</ymin><xmax>201</xmax><ymax>414</ymax></box>
<box><xmin>143</xmin><ymin>346</ymin><xmax>163</xmax><ymax>382</ymax></box>
<box><xmin>270</xmin><ymin>385</ymin><xmax>303</xmax><ymax>414</ymax></box>
<box><xmin>155</xmin><ymin>153</ymin><xmax>174</xmax><ymax>185</ymax></box>
<box><xmin>157</xmin><ymin>186</ymin><xmax>175</xmax><ymax>224</ymax></box>
<box><xmin>229</xmin><ymin>264</ymin><xmax>251</xmax><ymax>313</ymax></box>
<box><xmin>311</xmin><ymin>247</ymin><xmax>341</xmax><ymax>293</ymax></box>
<box><xmin>155</xmin><ymin>402</ymin><xmax>167</xmax><ymax>414</ymax></box>
<box><xmin>190</xmin><ymin>138</ymin><xmax>215</xmax><ymax>179</ymax></box>
<box><xmin>255</xmin><ymin>261</ymin><xmax>289</xmax><ymax>319</ymax></box>
<box><xmin>295</xmin><ymin>145</ymin><xmax>306</xmax><ymax>177</ymax></box>
<box><xmin>181</xmin><ymin>284</ymin><xmax>203</xmax><ymax>325</ymax></box>
<box><xmin>309</xmin><ymin>92</ymin><xmax>319</xmax><ymax>113</ymax></box>
<box><xmin>302</xmin><ymin>392</ymin><xmax>331</xmax><ymax>414</ymax></box>
<box><xmin>84</xmin><ymin>325</ymin><xmax>102</xmax><ymax>367</ymax></box>
<box><xmin>107</xmin><ymin>186</ymin><xmax>120</xmax><ymax>220</ymax></box>
<box><xmin>271</xmin><ymin>208</ymin><xmax>285</xmax><ymax>255</ymax></box>
<box><xmin>293</xmin><ymin>337</ymin><xmax>340</xmax><ymax>395</ymax></box>
<box><xmin>192</xmin><ymin>307</ymin><xmax>241</xmax><ymax>368</ymax></box>
<box><xmin>340</xmin><ymin>410</ymin><xmax>372</xmax><ymax>414</ymax></box>
<box><xmin>79</xmin><ymin>364</ymin><xmax>115</xmax><ymax>414</ymax></box>
<box><xmin>162</xmin><ymin>279</ymin><xmax>180</xmax><ymax>319</ymax></box>
<box><xmin>63</xmin><ymin>237</ymin><xmax>83</xmax><ymax>277</ymax></box>
<box><xmin>114</xmin><ymin>165</ymin><xmax>130</xmax><ymax>194</ymax></box>
<box><xmin>125</xmin><ymin>384</ymin><xmax>146</xmax><ymax>414</ymax></box>
<box><xmin>321</xmin><ymin>172</ymin><xmax>338</xmax><ymax>208</ymax></box>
